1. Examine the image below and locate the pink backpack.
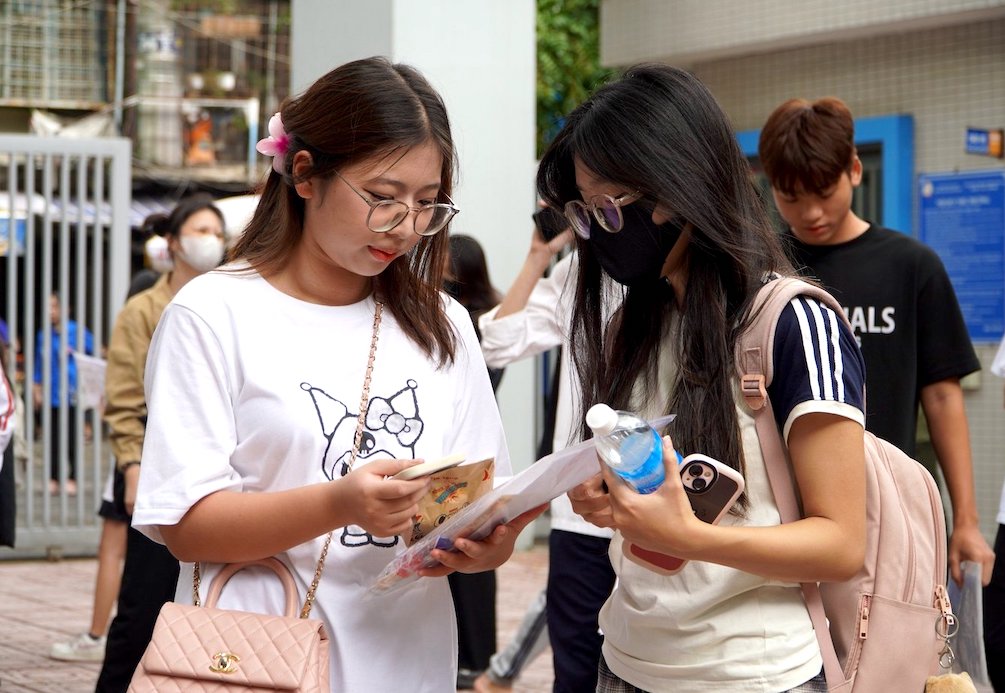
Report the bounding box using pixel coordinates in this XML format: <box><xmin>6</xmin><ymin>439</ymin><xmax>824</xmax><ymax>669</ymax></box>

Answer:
<box><xmin>737</xmin><ymin>276</ymin><xmax>956</xmax><ymax>692</ymax></box>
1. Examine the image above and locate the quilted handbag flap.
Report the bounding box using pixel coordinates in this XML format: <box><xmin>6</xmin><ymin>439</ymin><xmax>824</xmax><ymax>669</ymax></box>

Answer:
<box><xmin>139</xmin><ymin>602</ymin><xmax>329</xmax><ymax>690</ymax></box>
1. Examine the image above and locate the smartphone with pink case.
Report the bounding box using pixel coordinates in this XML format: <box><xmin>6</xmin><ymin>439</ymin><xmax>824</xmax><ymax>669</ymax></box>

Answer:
<box><xmin>623</xmin><ymin>453</ymin><xmax>744</xmax><ymax>575</ymax></box>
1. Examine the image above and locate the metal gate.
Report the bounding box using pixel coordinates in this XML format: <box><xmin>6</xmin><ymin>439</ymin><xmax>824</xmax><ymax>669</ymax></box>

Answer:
<box><xmin>1</xmin><ymin>134</ymin><xmax>131</xmax><ymax>559</ymax></box>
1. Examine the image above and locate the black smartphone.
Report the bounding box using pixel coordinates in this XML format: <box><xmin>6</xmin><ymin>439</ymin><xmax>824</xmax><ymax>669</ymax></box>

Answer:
<box><xmin>532</xmin><ymin>206</ymin><xmax>568</xmax><ymax>242</ymax></box>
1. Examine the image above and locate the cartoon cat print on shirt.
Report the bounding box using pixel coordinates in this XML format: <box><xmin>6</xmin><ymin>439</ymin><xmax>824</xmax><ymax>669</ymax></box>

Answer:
<box><xmin>300</xmin><ymin>379</ymin><xmax>425</xmax><ymax>548</ymax></box>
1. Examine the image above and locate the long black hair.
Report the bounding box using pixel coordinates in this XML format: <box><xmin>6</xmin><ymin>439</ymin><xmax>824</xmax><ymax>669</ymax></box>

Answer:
<box><xmin>445</xmin><ymin>234</ymin><xmax>501</xmax><ymax>322</ymax></box>
<box><xmin>537</xmin><ymin>64</ymin><xmax>794</xmax><ymax>481</ymax></box>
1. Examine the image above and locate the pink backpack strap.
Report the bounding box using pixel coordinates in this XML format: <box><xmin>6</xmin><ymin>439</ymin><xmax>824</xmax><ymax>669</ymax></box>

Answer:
<box><xmin>739</xmin><ymin>276</ymin><xmax>850</xmax><ymax>690</ymax></box>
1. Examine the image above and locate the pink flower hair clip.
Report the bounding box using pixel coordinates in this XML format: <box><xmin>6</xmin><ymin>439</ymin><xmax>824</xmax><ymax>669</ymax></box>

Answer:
<box><xmin>256</xmin><ymin>112</ymin><xmax>290</xmax><ymax>174</ymax></box>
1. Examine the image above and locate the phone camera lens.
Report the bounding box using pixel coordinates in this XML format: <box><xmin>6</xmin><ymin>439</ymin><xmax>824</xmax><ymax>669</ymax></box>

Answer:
<box><xmin>688</xmin><ymin>464</ymin><xmax>703</xmax><ymax>477</ymax></box>
<box><xmin>692</xmin><ymin>477</ymin><xmax>707</xmax><ymax>491</ymax></box>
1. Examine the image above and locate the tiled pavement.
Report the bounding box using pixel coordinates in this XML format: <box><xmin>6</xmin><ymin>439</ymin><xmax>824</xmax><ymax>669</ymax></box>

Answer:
<box><xmin>0</xmin><ymin>542</ymin><xmax>554</xmax><ymax>692</ymax></box>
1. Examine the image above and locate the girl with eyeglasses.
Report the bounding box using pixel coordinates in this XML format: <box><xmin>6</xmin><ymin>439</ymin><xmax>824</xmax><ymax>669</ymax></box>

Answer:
<box><xmin>543</xmin><ymin>64</ymin><xmax>868</xmax><ymax>692</ymax></box>
<box><xmin>130</xmin><ymin>57</ymin><xmax>540</xmax><ymax>692</ymax></box>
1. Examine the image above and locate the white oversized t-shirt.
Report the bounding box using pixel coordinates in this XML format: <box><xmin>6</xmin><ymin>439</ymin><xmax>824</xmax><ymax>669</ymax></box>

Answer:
<box><xmin>132</xmin><ymin>267</ymin><xmax>511</xmax><ymax>693</ymax></box>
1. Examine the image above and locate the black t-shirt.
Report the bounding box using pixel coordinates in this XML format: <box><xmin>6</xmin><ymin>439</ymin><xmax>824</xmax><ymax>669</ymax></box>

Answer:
<box><xmin>784</xmin><ymin>225</ymin><xmax>980</xmax><ymax>456</ymax></box>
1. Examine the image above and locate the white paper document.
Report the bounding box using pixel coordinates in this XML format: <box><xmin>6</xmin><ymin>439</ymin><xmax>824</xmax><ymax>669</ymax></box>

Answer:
<box><xmin>73</xmin><ymin>352</ymin><xmax>107</xmax><ymax>410</ymax></box>
<box><xmin>369</xmin><ymin>414</ymin><xmax>675</xmax><ymax>595</ymax></box>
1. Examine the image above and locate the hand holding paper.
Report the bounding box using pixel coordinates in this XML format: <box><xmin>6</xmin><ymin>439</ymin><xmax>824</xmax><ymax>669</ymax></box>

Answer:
<box><xmin>368</xmin><ymin>415</ymin><xmax>674</xmax><ymax>595</ymax></box>
<box><xmin>417</xmin><ymin>504</ymin><xmax>548</xmax><ymax>577</ymax></box>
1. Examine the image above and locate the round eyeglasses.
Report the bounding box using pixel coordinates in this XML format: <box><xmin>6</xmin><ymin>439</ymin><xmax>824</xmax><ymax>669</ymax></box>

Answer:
<box><xmin>564</xmin><ymin>190</ymin><xmax>642</xmax><ymax>239</ymax></box>
<box><xmin>336</xmin><ymin>171</ymin><xmax>460</xmax><ymax>237</ymax></box>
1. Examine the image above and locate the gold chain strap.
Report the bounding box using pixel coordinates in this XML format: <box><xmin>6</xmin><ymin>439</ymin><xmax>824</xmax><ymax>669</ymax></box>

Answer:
<box><xmin>300</xmin><ymin>301</ymin><xmax>382</xmax><ymax>618</ymax></box>
<box><xmin>194</xmin><ymin>300</ymin><xmax>384</xmax><ymax>614</ymax></box>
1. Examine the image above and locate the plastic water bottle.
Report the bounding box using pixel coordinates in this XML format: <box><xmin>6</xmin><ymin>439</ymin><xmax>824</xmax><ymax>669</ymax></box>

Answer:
<box><xmin>586</xmin><ymin>403</ymin><xmax>669</xmax><ymax>494</ymax></box>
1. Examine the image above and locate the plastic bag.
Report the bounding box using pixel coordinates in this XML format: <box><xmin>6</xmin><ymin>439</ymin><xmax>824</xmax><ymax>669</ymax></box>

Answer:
<box><xmin>947</xmin><ymin>560</ymin><xmax>992</xmax><ymax>688</ymax></box>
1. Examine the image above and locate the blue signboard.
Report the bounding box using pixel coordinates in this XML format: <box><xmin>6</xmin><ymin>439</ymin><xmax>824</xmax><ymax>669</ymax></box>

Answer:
<box><xmin>919</xmin><ymin>170</ymin><xmax>1005</xmax><ymax>342</ymax></box>
<box><xmin>966</xmin><ymin>128</ymin><xmax>992</xmax><ymax>155</ymax></box>
<box><xmin>965</xmin><ymin>128</ymin><xmax>1004</xmax><ymax>158</ymax></box>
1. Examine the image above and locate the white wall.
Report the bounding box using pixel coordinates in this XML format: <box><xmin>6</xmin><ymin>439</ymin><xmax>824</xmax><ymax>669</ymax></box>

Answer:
<box><xmin>290</xmin><ymin>1</ymin><xmax>541</xmax><ymax>542</ymax></box>
<box><xmin>290</xmin><ymin>0</ymin><xmax>394</xmax><ymax>94</ymax></box>
<box><xmin>600</xmin><ymin>0</ymin><xmax>1005</xmax><ymax>67</ymax></box>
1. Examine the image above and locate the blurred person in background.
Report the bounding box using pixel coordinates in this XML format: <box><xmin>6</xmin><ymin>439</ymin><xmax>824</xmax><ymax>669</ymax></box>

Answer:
<box><xmin>445</xmin><ymin>233</ymin><xmax>505</xmax><ymax>390</ymax></box>
<box><xmin>0</xmin><ymin>334</ymin><xmax>15</xmax><ymax>547</ymax></box>
<box><xmin>33</xmin><ymin>292</ymin><xmax>94</xmax><ymax>496</ymax></box>
<box><xmin>95</xmin><ymin>194</ymin><xmax>226</xmax><ymax>692</ymax></box>
<box><xmin>47</xmin><ymin>223</ymin><xmax>186</xmax><ymax>663</ymax></box>
<box><xmin>758</xmin><ymin>96</ymin><xmax>994</xmax><ymax>587</ymax></box>
<box><xmin>444</xmin><ymin>233</ymin><xmax>505</xmax><ymax>688</ymax></box>
<box><xmin>985</xmin><ymin>335</ymin><xmax>1005</xmax><ymax>692</ymax></box>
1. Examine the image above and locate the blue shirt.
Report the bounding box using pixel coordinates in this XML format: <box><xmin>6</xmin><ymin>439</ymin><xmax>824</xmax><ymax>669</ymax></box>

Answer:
<box><xmin>34</xmin><ymin>320</ymin><xmax>95</xmax><ymax>407</ymax></box>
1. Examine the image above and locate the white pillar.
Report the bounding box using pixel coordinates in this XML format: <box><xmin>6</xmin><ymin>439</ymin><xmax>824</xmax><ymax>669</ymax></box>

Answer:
<box><xmin>292</xmin><ymin>2</ymin><xmax>541</xmax><ymax>545</ymax></box>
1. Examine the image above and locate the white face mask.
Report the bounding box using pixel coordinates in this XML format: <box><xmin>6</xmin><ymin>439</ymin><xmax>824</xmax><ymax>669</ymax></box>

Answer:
<box><xmin>145</xmin><ymin>235</ymin><xmax>173</xmax><ymax>273</ymax></box>
<box><xmin>177</xmin><ymin>234</ymin><xmax>225</xmax><ymax>273</ymax></box>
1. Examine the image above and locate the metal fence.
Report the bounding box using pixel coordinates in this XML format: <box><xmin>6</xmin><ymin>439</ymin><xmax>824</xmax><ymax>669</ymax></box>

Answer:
<box><xmin>1</xmin><ymin>133</ymin><xmax>131</xmax><ymax>559</ymax></box>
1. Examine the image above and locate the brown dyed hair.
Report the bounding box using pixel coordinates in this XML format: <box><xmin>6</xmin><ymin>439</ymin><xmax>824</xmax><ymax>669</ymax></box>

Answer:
<box><xmin>758</xmin><ymin>97</ymin><xmax>856</xmax><ymax>197</ymax></box>
<box><xmin>230</xmin><ymin>56</ymin><xmax>458</xmax><ymax>365</ymax></box>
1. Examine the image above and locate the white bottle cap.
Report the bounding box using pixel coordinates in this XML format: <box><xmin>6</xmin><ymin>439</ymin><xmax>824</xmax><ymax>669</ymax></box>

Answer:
<box><xmin>586</xmin><ymin>403</ymin><xmax>618</xmax><ymax>437</ymax></box>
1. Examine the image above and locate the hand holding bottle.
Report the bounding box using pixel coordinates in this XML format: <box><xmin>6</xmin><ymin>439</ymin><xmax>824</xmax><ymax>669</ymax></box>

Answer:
<box><xmin>586</xmin><ymin>404</ymin><xmax>673</xmax><ymax>494</ymax></box>
<box><xmin>585</xmin><ymin>404</ymin><xmax>745</xmax><ymax>575</ymax></box>
<box><xmin>570</xmin><ymin>404</ymin><xmax>680</xmax><ymax>529</ymax></box>
<box><xmin>597</xmin><ymin>432</ymin><xmax>701</xmax><ymax>532</ymax></box>
<box><xmin>568</xmin><ymin>405</ymin><xmax>677</xmax><ymax>530</ymax></box>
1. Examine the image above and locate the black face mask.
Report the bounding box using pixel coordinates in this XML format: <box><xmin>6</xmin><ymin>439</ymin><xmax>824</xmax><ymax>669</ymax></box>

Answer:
<box><xmin>588</xmin><ymin>203</ymin><xmax>686</xmax><ymax>287</ymax></box>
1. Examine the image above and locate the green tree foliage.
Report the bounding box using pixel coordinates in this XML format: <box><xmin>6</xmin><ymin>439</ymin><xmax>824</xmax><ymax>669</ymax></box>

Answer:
<box><xmin>537</xmin><ymin>0</ymin><xmax>612</xmax><ymax>157</ymax></box>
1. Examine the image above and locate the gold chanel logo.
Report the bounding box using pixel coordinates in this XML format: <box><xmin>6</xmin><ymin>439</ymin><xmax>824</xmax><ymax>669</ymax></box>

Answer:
<box><xmin>209</xmin><ymin>651</ymin><xmax>241</xmax><ymax>674</ymax></box>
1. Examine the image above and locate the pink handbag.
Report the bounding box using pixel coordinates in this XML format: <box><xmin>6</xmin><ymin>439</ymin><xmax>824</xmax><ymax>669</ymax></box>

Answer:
<box><xmin>128</xmin><ymin>301</ymin><xmax>384</xmax><ymax>692</ymax></box>
<box><xmin>128</xmin><ymin>557</ymin><xmax>330</xmax><ymax>692</ymax></box>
